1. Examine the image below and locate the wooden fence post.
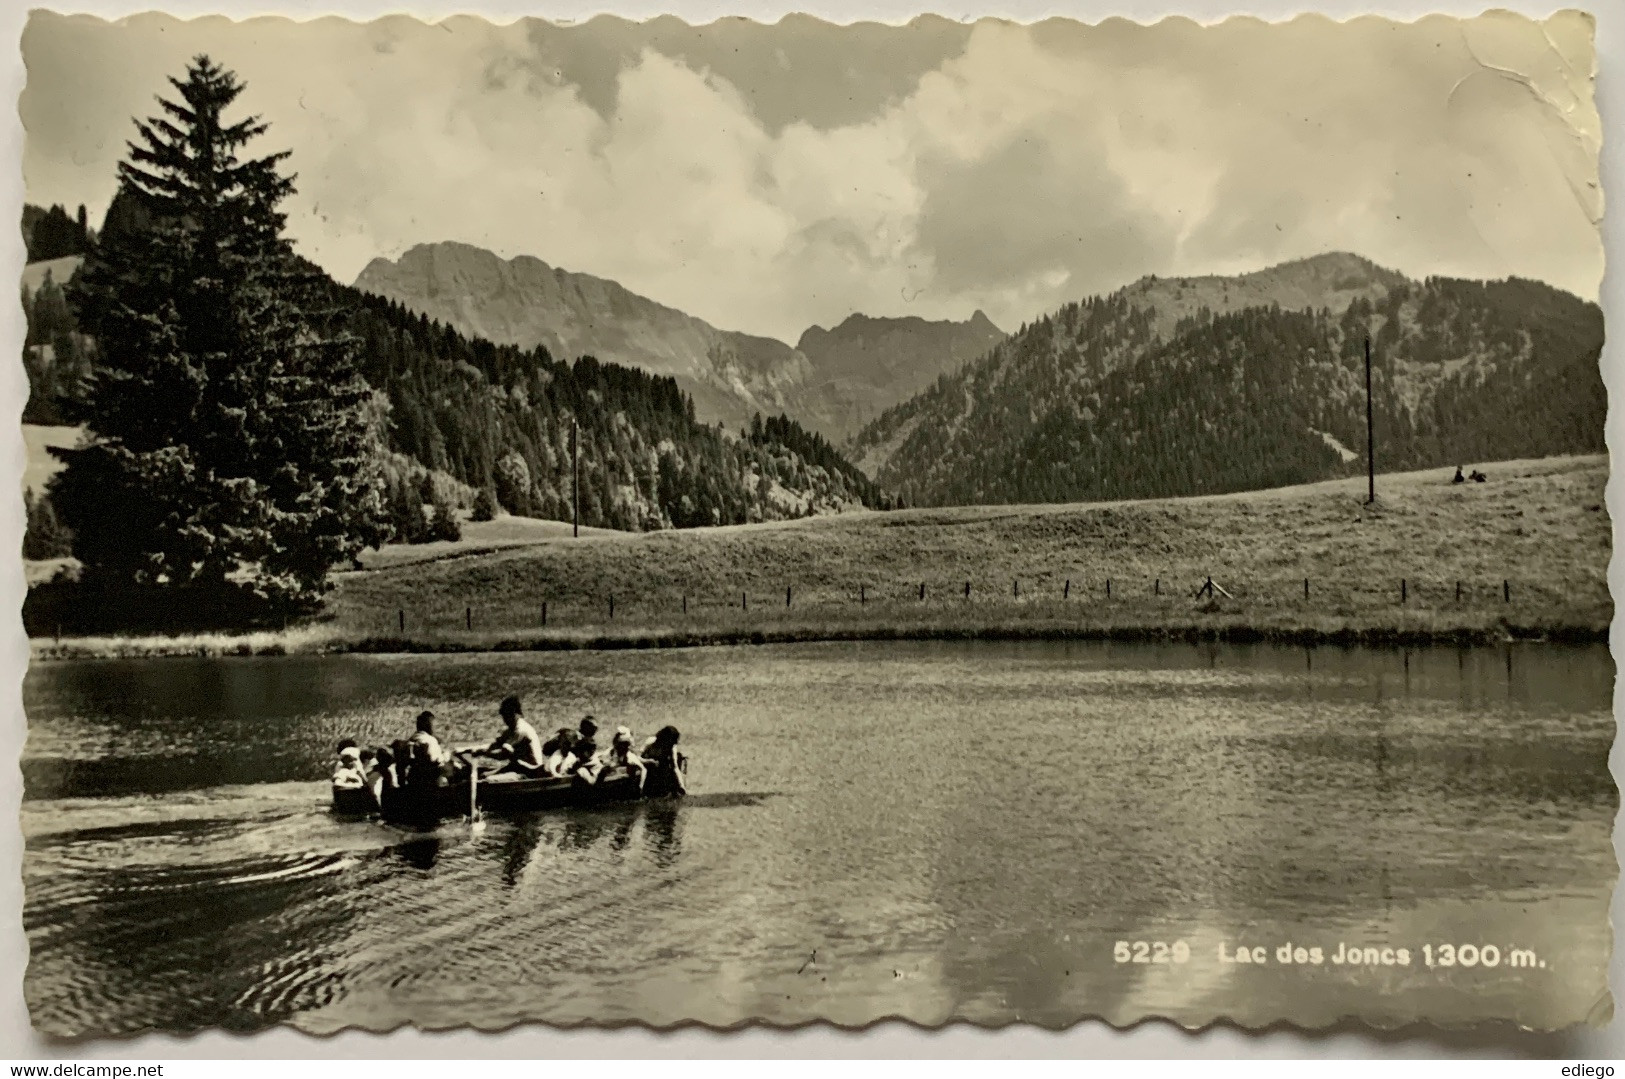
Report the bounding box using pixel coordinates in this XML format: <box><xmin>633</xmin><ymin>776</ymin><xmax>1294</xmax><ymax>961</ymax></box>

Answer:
<box><xmin>682</xmin><ymin>595</ymin><xmax>687</xmax><ymax>614</ymax></box>
<box><xmin>964</xmin><ymin>581</ymin><xmax>971</xmax><ymax>599</ymax></box>
<box><xmin>398</xmin><ymin>609</ymin><xmax>405</xmax><ymax>634</ymax></box>
<box><xmin>1455</xmin><ymin>581</ymin><xmax>1461</xmax><ymax>603</ymax></box>
<box><xmin>919</xmin><ymin>582</ymin><xmax>926</xmax><ymax>601</ymax></box>
<box><xmin>1503</xmin><ymin>580</ymin><xmax>1511</xmax><ymax>603</ymax></box>
<box><xmin>542</xmin><ymin>601</ymin><xmax>548</xmax><ymax>626</ymax></box>
<box><xmin>1064</xmin><ymin>579</ymin><xmax>1071</xmax><ymax>599</ymax></box>
<box><xmin>1013</xmin><ymin>579</ymin><xmax>1019</xmax><ymax>598</ymax></box>
<box><xmin>786</xmin><ymin>586</ymin><xmax>792</xmax><ymax>608</ymax></box>
<box><xmin>1106</xmin><ymin>579</ymin><xmax>1112</xmax><ymax>599</ymax></box>
<box><xmin>1303</xmin><ymin>578</ymin><xmax>1309</xmax><ymax>600</ymax></box>
<box><xmin>466</xmin><ymin>606</ymin><xmax>472</xmax><ymax>631</ymax></box>
<box><xmin>859</xmin><ymin>584</ymin><xmax>865</xmax><ymax>606</ymax></box>
<box><xmin>1155</xmin><ymin>578</ymin><xmax>1161</xmax><ymax>596</ymax></box>
<box><xmin>742</xmin><ymin>592</ymin><xmax>748</xmax><ymax>612</ymax></box>
<box><xmin>1401</xmin><ymin>579</ymin><xmax>1407</xmax><ymax>605</ymax></box>
<box><xmin>609</xmin><ymin>595</ymin><xmax>615</xmax><ymax>619</ymax></box>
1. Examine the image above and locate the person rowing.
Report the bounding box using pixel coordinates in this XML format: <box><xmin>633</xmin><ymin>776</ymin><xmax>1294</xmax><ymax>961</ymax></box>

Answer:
<box><xmin>482</xmin><ymin>695</ymin><xmax>546</xmax><ymax>777</ymax></box>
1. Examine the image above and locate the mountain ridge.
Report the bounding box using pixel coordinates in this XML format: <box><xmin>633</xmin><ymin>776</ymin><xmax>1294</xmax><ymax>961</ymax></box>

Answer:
<box><xmin>355</xmin><ymin>240</ymin><xmax>1006</xmax><ymax>439</ymax></box>
<box><xmin>849</xmin><ymin>253</ymin><xmax>1603</xmax><ymax>507</ymax></box>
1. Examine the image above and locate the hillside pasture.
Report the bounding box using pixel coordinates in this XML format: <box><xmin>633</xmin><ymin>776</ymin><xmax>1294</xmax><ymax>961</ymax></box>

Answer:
<box><xmin>319</xmin><ymin>455</ymin><xmax>1611</xmax><ymax>649</ymax></box>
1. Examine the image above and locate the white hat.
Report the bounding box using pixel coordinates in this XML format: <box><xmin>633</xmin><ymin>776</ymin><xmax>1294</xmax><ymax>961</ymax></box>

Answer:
<box><xmin>339</xmin><ymin>746</ymin><xmax>361</xmax><ymax>763</ymax></box>
<box><xmin>613</xmin><ymin>726</ymin><xmax>633</xmax><ymax>744</ymax></box>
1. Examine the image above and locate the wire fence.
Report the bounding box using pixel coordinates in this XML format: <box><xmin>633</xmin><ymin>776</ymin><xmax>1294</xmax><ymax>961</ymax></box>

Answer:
<box><xmin>364</xmin><ymin>573</ymin><xmax>1541</xmax><ymax>635</ymax></box>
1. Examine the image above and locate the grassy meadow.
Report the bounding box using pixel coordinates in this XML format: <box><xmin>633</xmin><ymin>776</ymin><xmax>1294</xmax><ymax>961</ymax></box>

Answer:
<box><xmin>33</xmin><ymin>455</ymin><xmax>1611</xmax><ymax>659</ymax></box>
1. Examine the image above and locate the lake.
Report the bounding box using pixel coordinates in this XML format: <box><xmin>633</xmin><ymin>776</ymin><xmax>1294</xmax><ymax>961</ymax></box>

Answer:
<box><xmin>20</xmin><ymin>639</ymin><xmax>1617</xmax><ymax>1034</ymax></box>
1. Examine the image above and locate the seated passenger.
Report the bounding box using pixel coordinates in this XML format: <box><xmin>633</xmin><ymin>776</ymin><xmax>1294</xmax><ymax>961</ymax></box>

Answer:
<box><xmin>485</xmin><ymin>695</ymin><xmax>545</xmax><ymax>776</ymax></box>
<box><xmin>367</xmin><ymin>746</ymin><xmax>397</xmax><ymax>809</ymax></box>
<box><xmin>571</xmin><ymin>716</ymin><xmax>603</xmax><ymax>782</ymax></box>
<box><xmin>405</xmin><ymin>711</ymin><xmax>452</xmax><ymax>787</ymax></box>
<box><xmin>603</xmin><ymin>726</ymin><xmax>648</xmax><ymax>790</ymax></box>
<box><xmin>604</xmin><ymin>724</ymin><xmax>646</xmax><ymax>783</ymax></box>
<box><xmin>332</xmin><ymin>740</ymin><xmax>367</xmax><ymax>790</ymax></box>
<box><xmin>409</xmin><ymin>711</ymin><xmax>451</xmax><ymax>764</ymax></box>
<box><xmin>540</xmin><ymin>728</ymin><xmax>581</xmax><ymax>777</ymax></box>
<box><xmin>640</xmin><ymin>725</ymin><xmax>687</xmax><ymax>795</ymax></box>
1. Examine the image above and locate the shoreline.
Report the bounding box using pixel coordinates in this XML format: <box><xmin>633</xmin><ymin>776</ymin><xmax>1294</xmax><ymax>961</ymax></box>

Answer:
<box><xmin>29</xmin><ymin>615</ymin><xmax>1610</xmax><ymax>662</ymax></box>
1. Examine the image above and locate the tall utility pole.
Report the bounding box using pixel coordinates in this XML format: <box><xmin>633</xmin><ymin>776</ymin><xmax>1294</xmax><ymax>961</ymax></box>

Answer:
<box><xmin>1364</xmin><ymin>335</ymin><xmax>1376</xmax><ymax>505</ymax></box>
<box><xmin>571</xmin><ymin>419</ymin><xmax>580</xmax><ymax>538</ymax></box>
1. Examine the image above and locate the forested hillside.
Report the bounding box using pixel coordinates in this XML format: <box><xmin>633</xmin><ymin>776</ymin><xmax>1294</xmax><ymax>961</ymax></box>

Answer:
<box><xmin>851</xmin><ymin>255</ymin><xmax>1604</xmax><ymax>506</ymax></box>
<box><xmin>22</xmin><ymin>223</ymin><xmax>889</xmax><ymax>537</ymax></box>
<box><xmin>326</xmin><ymin>281</ymin><xmax>887</xmax><ymax>530</ymax></box>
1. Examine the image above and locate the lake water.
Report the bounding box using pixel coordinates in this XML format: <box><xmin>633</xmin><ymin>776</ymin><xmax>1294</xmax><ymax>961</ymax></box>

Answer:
<box><xmin>21</xmin><ymin>640</ymin><xmax>1618</xmax><ymax>1034</ymax></box>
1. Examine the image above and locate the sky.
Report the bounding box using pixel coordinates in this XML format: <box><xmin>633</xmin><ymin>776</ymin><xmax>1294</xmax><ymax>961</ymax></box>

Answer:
<box><xmin>20</xmin><ymin>9</ymin><xmax>1603</xmax><ymax>344</ymax></box>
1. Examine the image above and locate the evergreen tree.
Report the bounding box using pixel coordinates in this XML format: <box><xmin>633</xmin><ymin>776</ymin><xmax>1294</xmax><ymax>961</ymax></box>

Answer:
<box><xmin>52</xmin><ymin>56</ymin><xmax>388</xmax><ymax>626</ymax></box>
<box><xmin>471</xmin><ymin>486</ymin><xmax>497</xmax><ymax>522</ymax></box>
<box><xmin>493</xmin><ymin>450</ymin><xmax>533</xmax><ymax>516</ymax></box>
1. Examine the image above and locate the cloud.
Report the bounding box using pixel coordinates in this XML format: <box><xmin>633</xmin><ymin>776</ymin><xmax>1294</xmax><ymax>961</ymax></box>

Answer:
<box><xmin>21</xmin><ymin>11</ymin><xmax>1601</xmax><ymax>345</ymax></box>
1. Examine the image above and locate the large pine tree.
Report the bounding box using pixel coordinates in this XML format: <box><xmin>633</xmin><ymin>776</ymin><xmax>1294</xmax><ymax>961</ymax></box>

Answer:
<box><xmin>53</xmin><ymin>55</ymin><xmax>387</xmax><ymax>627</ymax></box>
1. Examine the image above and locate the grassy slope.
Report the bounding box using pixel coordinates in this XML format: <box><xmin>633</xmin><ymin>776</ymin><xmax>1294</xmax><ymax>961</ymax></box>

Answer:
<box><xmin>357</xmin><ymin>514</ymin><xmax>623</xmax><ymax>571</ymax></box>
<box><xmin>35</xmin><ymin>455</ymin><xmax>1610</xmax><ymax>659</ymax></box>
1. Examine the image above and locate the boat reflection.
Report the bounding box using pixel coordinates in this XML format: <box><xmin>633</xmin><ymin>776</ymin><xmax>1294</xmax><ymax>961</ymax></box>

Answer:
<box><xmin>493</xmin><ymin>800</ymin><xmax>686</xmax><ymax>886</ymax></box>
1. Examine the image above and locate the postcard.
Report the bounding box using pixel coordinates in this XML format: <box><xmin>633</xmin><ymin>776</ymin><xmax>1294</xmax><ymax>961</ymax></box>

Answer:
<box><xmin>16</xmin><ymin>7</ymin><xmax>1612</xmax><ymax>1037</ymax></box>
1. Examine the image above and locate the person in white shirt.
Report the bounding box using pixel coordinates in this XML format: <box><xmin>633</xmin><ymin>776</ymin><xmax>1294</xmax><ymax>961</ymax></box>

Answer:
<box><xmin>484</xmin><ymin>695</ymin><xmax>545</xmax><ymax>776</ymax></box>
<box><xmin>331</xmin><ymin>740</ymin><xmax>366</xmax><ymax>790</ymax></box>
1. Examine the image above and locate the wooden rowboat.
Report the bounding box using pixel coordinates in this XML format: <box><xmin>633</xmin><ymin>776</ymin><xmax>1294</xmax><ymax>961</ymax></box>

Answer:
<box><xmin>332</xmin><ymin>757</ymin><xmax>686</xmax><ymax>822</ymax></box>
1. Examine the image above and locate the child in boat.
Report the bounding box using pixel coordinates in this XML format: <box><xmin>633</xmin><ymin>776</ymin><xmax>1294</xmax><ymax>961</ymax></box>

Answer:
<box><xmin>603</xmin><ymin>726</ymin><xmax>648</xmax><ymax>789</ymax></box>
<box><xmin>570</xmin><ymin>717</ymin><xmax>602</xmax><ymax>782</ymax></box>
<box><xmin>332</xmin><ymin>740</ymin><xmax>367</xmax><ymax>791</ymax></box>
<box><xmin>540</xmin><ymin>728</ymin><xmax>580</xmax><ymax>777</ymax></box>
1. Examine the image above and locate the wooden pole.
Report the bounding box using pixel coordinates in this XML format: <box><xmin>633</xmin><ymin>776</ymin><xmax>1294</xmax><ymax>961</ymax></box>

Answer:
<box><xmin>1503</xmin><ymin>580</ymin><xmax>1510</xmax><ymax>603</ymax></box>
<box><xmin>1364</xmin><ymin>335</ymin><xmax>1376</xmax><ymax>505</ymax></box>
<box><xmin>466</xmin><ymin>606</ymin><xmax>472</xmax><ymax>631</ymax></box>
<box><xmin>786</xmin><ymin>586</ymin><xmax>792</xmax><ymax>608</ymax></box>
<box><xmin>542</xmin><ymin>600</ymin><xmax>548</xmax><ymax>626</ymax></box>
<box><xmin>571</xmin><ymin>419</ymin><xmax>580</xmax><ymax>539</ymax></box>
<box><xmin>742</xmin><ymin>592</ymin><xmax>748</xmax><ymax>612</ymax></box>
<box><xmin>965</xmin><ymin>581</ymin><xmax>971</xmax><ymax>599</ymax></box>
<box><xmin>1106</xmin><ymin>579</ymin><xmax>1112</xmax><ymax>599</ymax></box>
<box><xmin>1401</xmin><ymin>578</ymin><xmax>1407</xmax><ymax>604</ymax></box>
<box><xmin>608</xmin><ymin>595</ymin><xmax>615</xmax><ymax>619</ymax></box>
<box><xmin>859</xmin><ymin>584</ymin><xmax>865</xmax><ymax>606</ymax></box>
<box><xmin>1304</xmin><ymin>578</ymin><xmax>1310</xmax><ymax>600</ymax></box>
<box><xmin>919</xmin><ymin>582</ymin><xmax>926</xmax><ymax>601</ymax></box>
<box><xmin>1455</xmin><ymin>581</ymin><xmax>1461</xmax><ymax>603</ymax></box>
<box><xmin>1064</xmin><ymin>579</ymin><xmax>1071</xmax><ymax>599</ymax></box>
<box><xmin>1155</xmin><ymin>578</ymin><xmax>1161</xmax><ymax>596</ymax></box>
<box><xmin>682</xmin><ymin>595</ymin><xmax>687</xmax><ymax>614</ymax></box>
<box><xmin>1013</xmin><ymin>578</ymin><xmax>1019</xmax><ymax>598</ymax></box>
<box><xmin>398</xmin><ymin>609</ymin><xmax>405</xmax><ymax>634</ymax></box>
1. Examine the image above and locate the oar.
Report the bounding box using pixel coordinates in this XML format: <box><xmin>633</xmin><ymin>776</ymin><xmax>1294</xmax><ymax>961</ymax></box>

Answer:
<box><xmin>468</xmin><ymin>758</ymin><xmax>486</xmax><ymax>834</ymax></box>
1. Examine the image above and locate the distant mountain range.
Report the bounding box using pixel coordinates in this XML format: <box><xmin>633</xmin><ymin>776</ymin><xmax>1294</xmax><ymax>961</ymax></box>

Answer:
<box><xmin>848</xmin><ymin>252</ymin><xmax>1605</xmax><ymax>506</ymax></box>
<box><xmin>354</xmin><ymin>241</ymin><xmax>1003</xmax><ymax>438</ymax></box>
<box><xmin>31</xmin><ymin>208</ymin><xmax>1605</xmax><ymax>519</ymax></box>
<box><xmin>793</xmin><ymin>310</ymin><xmax>1004</xmax><ymax>437</ymax></box>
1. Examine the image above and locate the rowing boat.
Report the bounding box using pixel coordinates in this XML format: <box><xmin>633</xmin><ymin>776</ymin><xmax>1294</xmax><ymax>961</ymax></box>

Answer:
<box><xmin>331</xmin><ymin>755</ymin><xmax>687</xmax><ymax>822</ymax></box>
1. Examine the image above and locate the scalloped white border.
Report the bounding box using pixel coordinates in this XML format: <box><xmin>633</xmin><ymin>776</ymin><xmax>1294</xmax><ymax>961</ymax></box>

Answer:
<box><xmin>1</xmin><ymin>0</ymin><xmax>1620</xmax><ymax>1059</ymax></box>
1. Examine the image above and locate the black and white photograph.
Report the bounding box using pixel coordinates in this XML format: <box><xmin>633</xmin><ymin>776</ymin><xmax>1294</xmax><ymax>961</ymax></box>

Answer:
<box><xmin>12</xmin><ymin>5</ymin><xmax>1616</xmax><ymax>1039</ymax></box>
